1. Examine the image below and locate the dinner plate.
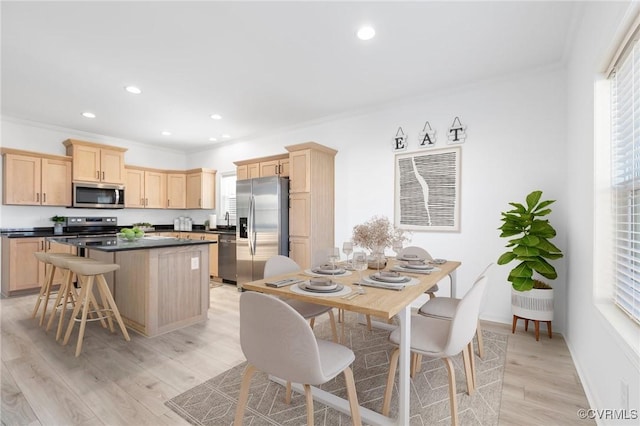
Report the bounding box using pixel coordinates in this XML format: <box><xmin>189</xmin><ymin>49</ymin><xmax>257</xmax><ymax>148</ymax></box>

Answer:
<box><xmin>432</xmin><ymin>258</ymin><xmax>447</xmax><ymax>264</ymax></box>
<box><xmin>361</xmin><ymin>276</ymin><xmax>405</xmax><ymax>289</ymax></box>
<box><xmin>369</xmin><ymin>272</ymin><xmax>410</xmax><ymax>283</ymax></box>
<box><xmin>402</xmin><ymin>262</ymin><xmax>434</xmax><ymax>270</ymax></box>
<box><xmin>298</xmin><ymin>282</ymin><xmax>344</xmax><ymax>293</ymax></box>
<box><xmin>398</xmin><ymin>255</ymin><xmax>425</xmax><ymax>262</ymax></box>
<box><xmin>312</xmin><ymin>266</ymin><xmax>346</xmax><ymax>275</ymax></box>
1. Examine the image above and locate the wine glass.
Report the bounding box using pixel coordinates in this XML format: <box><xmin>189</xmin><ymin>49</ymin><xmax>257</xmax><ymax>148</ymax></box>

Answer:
<box><xmin>373</xmin><ymin>245</ymin><xmax>386</xmax><ymax>273</ymax></box>
<box><xmin>392</xmin><ymin>240</ymin><xmax>404</xmax><ymax>259</ymax></box>
<box><xmin>328</xmin><ymin>247</ymin><xmax>340</xmax><ymax>270</ymax></box>
<box><xmin>342</xmin><ymin>242</ymin><xmax>353</xmax><ymax>268</ymax></box>
<box><xmin>352</xmin><ymin>251</ymin><xmax>368</xmax><ymax>294</ymax></box>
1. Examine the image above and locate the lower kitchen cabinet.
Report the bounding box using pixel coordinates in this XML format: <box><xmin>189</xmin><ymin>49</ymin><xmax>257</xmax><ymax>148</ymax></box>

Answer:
<box><xmin>1</xmin><ymin>237</ymin><xmax>76</xmax><ymax>297</ymax></box>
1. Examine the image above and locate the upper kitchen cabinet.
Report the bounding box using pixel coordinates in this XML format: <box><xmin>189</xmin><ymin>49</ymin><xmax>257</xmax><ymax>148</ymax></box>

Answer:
<box><xmin>234</xmin><ymin>153</ymin><xmax>289</xmax><ymax>180</ymax></box>
<box><xmin>167</xmin><ymin>172</ymin><xmax>187</xmax><ymax>209</ymax></box>
<box><xmin>285</xmin><ymin>142</ymin><xmax>337</xmax><ymax>268</ymax></box>
<box><xmin>186</xmin><ymin>168</ymin><xmax>216</xmax><ymax>209</ymax></box>
<box><xmin>63</xmin><ymin>139</ymin><xmax>127</xmax><ymax>184</ymax></box>
<box><xmin>125</xmin><ymin>166</ymin><xmax>167</xmax><ymax>209</ymax></box>
<box><xmin>1</xmin><ymin>148</ymin><xmax>72</xmax><ymax>206</ymax></box>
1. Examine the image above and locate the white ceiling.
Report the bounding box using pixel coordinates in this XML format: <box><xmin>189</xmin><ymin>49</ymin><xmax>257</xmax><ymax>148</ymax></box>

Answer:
<box><xmin>1</xmin><ymin>1</ymin><xmax>580</xmax><ymax>152</ymax></box>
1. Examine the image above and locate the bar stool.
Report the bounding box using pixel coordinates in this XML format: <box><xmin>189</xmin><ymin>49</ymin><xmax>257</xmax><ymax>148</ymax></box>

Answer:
<box><xmin>45</xmin><ymin>256</ymin><xmax>107</xmax><ymax>341</ymax></box>
<box><xmin>32</xmin><ymin>252</ymin><xmax>77</xmax><ymax>327</ymax></box>
<box><xmin>62</xmin><ymin>259</ymin><xmax>130</xmax><ymax>357</ymax></box>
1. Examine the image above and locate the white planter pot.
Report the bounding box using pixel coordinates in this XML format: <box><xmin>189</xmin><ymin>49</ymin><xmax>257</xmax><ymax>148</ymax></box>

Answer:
<box><xmin>511</xmin><ymin>287</ymin><xmax>554</xmax><ymax>321</ymax></box>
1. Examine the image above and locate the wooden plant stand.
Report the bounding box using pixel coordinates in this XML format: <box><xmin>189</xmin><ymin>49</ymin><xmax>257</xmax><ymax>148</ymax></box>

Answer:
<box><xmin>512</xmin><ymin>315</ymin><xmax>552</xmax><ymax>341</ymax></box>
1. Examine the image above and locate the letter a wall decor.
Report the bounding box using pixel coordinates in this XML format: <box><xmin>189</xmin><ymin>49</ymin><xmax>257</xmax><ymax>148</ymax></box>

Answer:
<box><xmin>394</xmin><ymin>146</ymin><xmax>461</xmax><ymax>231</ymax></box>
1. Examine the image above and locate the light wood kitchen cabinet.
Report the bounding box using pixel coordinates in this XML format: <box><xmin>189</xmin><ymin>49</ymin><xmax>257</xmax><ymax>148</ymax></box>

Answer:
<box><xmin>1</xmin><ymin>149</ymin><xmax>72</xmax><ymax>206</ymax></box>
<box><xmin>125</xmin><ymin>166</ymin><xmax>167</xmax><ymax>209</ymax></box>
<box><xmin>186</xmin><ymin>168</ymin><xmax>216</xmax><ymax>209</ymax></box>
<box><xmin>166</xmin><ymin>173</ymin><xmax>186</xmax><ymax>208</ymax></box>
<box><xmin>63</xmin><ymin>139</ymin><xmax>127</xmax><ymax>184</ymax></box>
<box><xmin>1</xmin><ymin>237</ymin><xmax>76</xmax><ymax>297</ymax></box>
<box><xmin>234</xmin><ymin>153</ymin><xmax>288</xmax><ymax>180</ymax></box>
<box><xmin>285</xmin><ymin>142</ymin><xmax>337</xmax><ymax>269</ymax></box>
<box><xmin>186</xmin><ymin>233</ymin><xmax>219</xmax><ymax>277</ymax></box>
<box><xmin>236</xmin><ymin>163</ymin><xmax>259</xmax><ymax>180</ymax></box>
<box><xmin>259</xmin><ymin>157</ymin><xmax>289</xmax><ymax>177</ymax></box>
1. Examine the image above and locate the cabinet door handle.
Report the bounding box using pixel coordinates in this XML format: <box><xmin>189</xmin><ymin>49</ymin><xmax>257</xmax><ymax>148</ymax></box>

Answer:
<box><xmin>145</xmin><ymin>198</ymin><xmax>148</xmax><ymax>206</ymax></box>
<box><xmin>47</xmin><ymin>241</ymin><xmax>51</xmax><ymax>250</ymax></box>
<box><xmin>167</xmin><ymin>199</ymin><xmax>170</xmax><ymax>207</ymax></box>
<box><xmin>97</xmin><ymin>170</ymin><xmax>100</xmax><ymax>179</ymax></box>
<box><xmin>36</xmin><ymin>193</ymin><xmax>40</xmax><ymax>202</ymax></box>
<box><xmin>102</xmin><ymin>171</ymin><xmax>105</xmax><ymax>180</ymax></box>
<box><xmin>42</xmin><ymin>193</ymin><xmax>46</xmax><ymax>203</ymax></box>
<box><xmin>199</xmin><ymin>198</ymin><xmax>201</xmax><ymax>207</ymax></box>
<box><xmin>41</xmin><ymin>241</ymin><xmax>44</xmax><ymax>250</ymax></box>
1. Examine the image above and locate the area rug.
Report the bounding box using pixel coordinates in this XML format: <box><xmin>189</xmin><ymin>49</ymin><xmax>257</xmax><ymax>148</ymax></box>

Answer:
<box><xmin>166</xmin><ymin>314</ymin><xmax>508</xmax><ymax>425</ymax></box>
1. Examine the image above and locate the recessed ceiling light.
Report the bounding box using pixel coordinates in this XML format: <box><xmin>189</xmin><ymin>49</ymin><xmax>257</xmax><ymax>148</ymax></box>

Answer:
<box><xmin>81</xmin><ymin>112</ymin><xmax>96</xmax><ymax>118</ymax></box>
<box><xmin>161</xmin><ymin>131</ymin><xmax>171</xmax><ymax>136</ymax></box>
<box><xmin>210</xmin><ymin>114</ymin><xmax>222</xmax><ymax>120</ymax></box>
<box><xmin>222</xmin><ymin>134</ymin><xmax>231</xmax><ymax>138</ymax></box>
<box><xmin>209</xmin><ymin>137</ymin><xmax>218</xmax><ymax>142</ymax></box>
<box><xmin>125</xmin><ymin>86</ymin><xmax>142</xmax><ymax>94</ymax></box>
<box><xmin>357</xmin><ymin>26</ymin><xmax>375</xmax><ymax>41</ymax></box>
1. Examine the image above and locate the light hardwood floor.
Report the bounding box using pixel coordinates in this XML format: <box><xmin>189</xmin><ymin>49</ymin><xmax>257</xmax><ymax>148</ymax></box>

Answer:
<box><xmin>1</xmin><ymin>284</ymin><xmax>592</xmax><ymax>425</ymax></box>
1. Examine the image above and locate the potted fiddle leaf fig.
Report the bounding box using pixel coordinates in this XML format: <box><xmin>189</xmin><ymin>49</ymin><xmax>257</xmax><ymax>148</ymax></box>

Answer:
<box><xmin>497</xmin><ymin>190</ymin><xmax>563</xmax><ymax>332</ymax></box>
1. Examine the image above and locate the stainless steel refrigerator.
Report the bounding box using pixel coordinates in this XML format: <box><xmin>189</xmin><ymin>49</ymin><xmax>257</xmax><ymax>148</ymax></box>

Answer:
<box><xmin>236</xmin><ymin>176</ymin><xmax>289</xmax><ymax>288</ymax></box>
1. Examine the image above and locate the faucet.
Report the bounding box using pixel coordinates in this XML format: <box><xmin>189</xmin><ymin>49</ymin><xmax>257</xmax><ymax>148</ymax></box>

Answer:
<box><xmin>224</xmin><ymin>211</ymin><xmax>230</xmax><ymax>227</ymax></box>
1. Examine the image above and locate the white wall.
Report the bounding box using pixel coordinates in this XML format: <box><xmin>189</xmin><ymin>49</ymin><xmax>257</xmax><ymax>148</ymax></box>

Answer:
<box><xmin>187</xmin><ymin>67</ymin><xmax>569</xmax><ymax>330</ymax></box>
<box><xmin>0</xmin><ymin>117</ymin><xmax>224</xmax><ymax>227</ymax></box>
<box><xmin>565</xmin><ymin>1</ymin><xmax>640</xmax><ymax>421</ymax></box>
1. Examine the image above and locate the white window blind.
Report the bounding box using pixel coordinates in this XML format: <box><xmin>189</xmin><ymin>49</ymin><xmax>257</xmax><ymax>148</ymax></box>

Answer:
<box><xmin>611</xmin><ymin>37</ymin><xmax>640</xmax><ymax>324</ymax></box>
<box><xmin>220</xmin><ymin>174</ymin><xmax>237</xmax><ymax>225</ymax></box>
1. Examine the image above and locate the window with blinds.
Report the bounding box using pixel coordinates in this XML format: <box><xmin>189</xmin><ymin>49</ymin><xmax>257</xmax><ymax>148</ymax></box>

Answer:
<box><xmin>220</xmin><ymin>173</ymin><xmax>237</xmax><ymax>225</ymax></box>
<box><xmin>611</xmin><ymin>37</ymin><xmax>640</xmax><ymax>324</ymax></box>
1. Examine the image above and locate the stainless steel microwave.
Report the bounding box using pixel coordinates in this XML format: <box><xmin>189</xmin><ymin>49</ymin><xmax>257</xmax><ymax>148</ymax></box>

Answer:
<box><xmin>73</xmin><ymin>182</ymin><xmax>125</xmax><ymax>209</ymax></box>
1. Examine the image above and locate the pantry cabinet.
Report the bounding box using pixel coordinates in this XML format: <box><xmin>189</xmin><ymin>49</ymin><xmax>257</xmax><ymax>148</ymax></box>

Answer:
<box><xmin>63</xmin><ymin>139</ymin><xmax>127</xmax><ymax>184</ymax></box>
<box><xmin>186</xmin><ymin>168</ymin><xmax>216</xmax><ymax>209</ymax></box>
<box><xmin>1</xmin><ymin>237</ymin><xmax>76</xmax><ymax>297</ymax></box>
<box><xmin>125</xmin><ymin>166</ymin><xmax>167</xmax><ymax>209</ymax></box>
<box><xmin>285</xmin><ymin>142</ymin><xmax>336</xmax><ymax>269</ymax></box>
<box><xmin>1</xmin><ymin>149</ymin><xmax>72</xmax><ymax>206</ymax></box>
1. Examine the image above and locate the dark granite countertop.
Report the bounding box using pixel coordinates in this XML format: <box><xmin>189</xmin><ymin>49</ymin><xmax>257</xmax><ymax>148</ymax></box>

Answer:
<box><xmin>48</xmin><ymin>236</ymin><xmax>212</xmax><ymax>252</ymax></box>
<box><xmin>0</xmin><ymin>225</ymin><xmax>236</xmax><ymax>238</ymax></box>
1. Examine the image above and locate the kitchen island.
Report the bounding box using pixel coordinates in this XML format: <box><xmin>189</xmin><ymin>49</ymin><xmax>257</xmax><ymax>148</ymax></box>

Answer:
<box><xmin>50</xmin><ymin>236</ymin><xmax>211</xmax><ymax>337</ymax></box>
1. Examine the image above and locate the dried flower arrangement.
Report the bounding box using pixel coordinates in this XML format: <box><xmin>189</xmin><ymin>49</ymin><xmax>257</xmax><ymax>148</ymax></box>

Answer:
<box><xmin>352</xmin><ymin>215</ymin><xmax>410</xmax><ymax>252</ymax></box>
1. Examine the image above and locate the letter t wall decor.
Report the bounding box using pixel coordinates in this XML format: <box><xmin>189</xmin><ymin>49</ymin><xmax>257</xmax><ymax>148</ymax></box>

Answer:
<box><xmin>394</xmin><ymin>147</ymin><xmax>461</xmax><ymax>231</ymax></box>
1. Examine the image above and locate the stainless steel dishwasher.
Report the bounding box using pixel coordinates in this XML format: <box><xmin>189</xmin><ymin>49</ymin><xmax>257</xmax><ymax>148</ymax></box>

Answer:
<box><xmin>218</xmin><ymin>233</ymin><xmax>237</xmax><ymax>284</ymax></box>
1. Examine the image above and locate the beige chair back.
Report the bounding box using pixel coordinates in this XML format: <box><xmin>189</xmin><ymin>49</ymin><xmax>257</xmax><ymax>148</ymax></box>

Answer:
<box><xmin>443</xmin><ymin>275</ymin><xmax>488</xmax><ymax>356</ymax></box>
<box><xmin>264</xmin><ymin>255</ymin><xmax>300</xmax><ymax>278</ymax></box>
<box><xmin>398</xmin><ymin>246</ymin><xmax>433</xmax><ymax>260</ymax></box>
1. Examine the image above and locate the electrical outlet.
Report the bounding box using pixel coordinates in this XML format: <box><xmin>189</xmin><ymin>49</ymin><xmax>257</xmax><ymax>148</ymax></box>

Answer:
<box><xmin>191</xmin><ymin>257</ymin><xmax>199</xmax><ymax>270</ymax></box>
<box><xmin>621</xmin><ymin>380</ymin><xmax>629</xmax><ymax>411</ymax></box>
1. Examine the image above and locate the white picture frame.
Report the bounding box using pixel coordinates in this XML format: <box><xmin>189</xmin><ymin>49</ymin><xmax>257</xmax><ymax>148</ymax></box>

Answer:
<box><xmin>394</xmin><ymin>146</ymin><xmax>461</xmax><ymax>231</ymax></box>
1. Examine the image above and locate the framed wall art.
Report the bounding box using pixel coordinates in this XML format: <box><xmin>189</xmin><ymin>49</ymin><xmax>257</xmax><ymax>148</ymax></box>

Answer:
<box><xmin>394</xmin><ymin>146</ymin><xmax>461</xmax><ymax>231</ymax></box>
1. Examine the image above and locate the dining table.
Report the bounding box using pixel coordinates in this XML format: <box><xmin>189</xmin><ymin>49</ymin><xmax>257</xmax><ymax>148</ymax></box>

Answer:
<box><xmin>241</xmin><ymin>258</ymin><xmax>461</xmax><ymax>426</ymax></box>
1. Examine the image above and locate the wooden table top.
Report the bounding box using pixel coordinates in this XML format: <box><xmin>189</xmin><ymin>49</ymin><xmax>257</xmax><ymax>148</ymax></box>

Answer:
<box><xmin>241</xmin><ymin>260</ymin><xmax>461</xmax><ymax>319</ymax></box>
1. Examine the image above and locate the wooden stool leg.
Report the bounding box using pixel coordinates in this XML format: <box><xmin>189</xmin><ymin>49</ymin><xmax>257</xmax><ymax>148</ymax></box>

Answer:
<box><xmin>462</xmin><ymin>344</ymin><xmax>474</xmax><ymax>395</ymax></box>
<box><xmin>56</xmin><ymin>272</ymin><xmax>78</xmax><ymax>341</ymax></box>
<box><xmin>46</xmin><ymin>268</ymin><xmax>71</xmax><ymax>333</ymax></box>
<box><xmin>547</xmin><ymin>321</ymin><xmax>553</xmax><ymax>339</ymax></box>
<box><xmin>304</xmin><ymin>384</ymin><xmax>314</xmax><ymax>426</ymax></box>
<box><xmin>63</xmin><ymin>276</ymin><xmax>90</xmax><ymax>347</ymax></box>
<box><xmin>94</xmin><ymin>279</ymin><xmax>114</xmax><ymax>332</ymax></box>
<box><xmin>511</xmin><ymin>315</ymin><xmax>518</xmax><ymax>334</ymax></box>
<box><xmin>534</xmin><ymin>320</ymin><xmax>540</xmax><ymax>341</ymax></box>
<box><xmin>32</xmin><ymin>263</ymin><xmax>55</xmax><ymax>321</ymax></box>
<box><xmin>234</xmin><ymin>364</ymin><xmax>257</xmax><ymax>426</ymax></box>
<box><xmin>38</xmin><ymin>264</ymin><xmax>57</xmax><ymax>326</ymax></box>
<box><xmin>96</xmin><ymin>275</ymin><xmax>130</xmax><ymax>341</ymax></box>
<box><xmin>524</xmin><ymin>319</ymin><xmax>529</xmax><ymax>331</ymax></box>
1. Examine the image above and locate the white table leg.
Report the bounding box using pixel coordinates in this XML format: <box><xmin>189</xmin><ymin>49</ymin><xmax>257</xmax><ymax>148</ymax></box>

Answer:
<box><xmin>449</xmin><ymin>270</ymin><xmax>458</xmax><ymax>298</ymax></box>
<box><xmin>396</xmin><ymin>304</ymin><xmax>411</xmax><ymax>426</ymax></box>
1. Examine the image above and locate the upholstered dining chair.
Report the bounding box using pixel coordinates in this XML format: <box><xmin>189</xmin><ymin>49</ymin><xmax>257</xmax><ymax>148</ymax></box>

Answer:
<box><xmin>417</xmin><ymin>263</ymin><xmax>494</xmax><ymax>362</ymax></box>
<box><xmin>381</xmin><ymin>274</ymin><xmax>489</xmax><ymax>426</ymax></box>
<box><xmin>397</xmin><ymin>246</ymin><xmax>439</xmax><ymax>298</ymax></box>
<box><xmin>264</xmin><ymin>255</ymin><xmax>338</xmax><ymax>343</ymax></box>
<box><xmin>235</xmin><ymin>292</ymin><xmax>362</xmax><ymax>426</ymax></box>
